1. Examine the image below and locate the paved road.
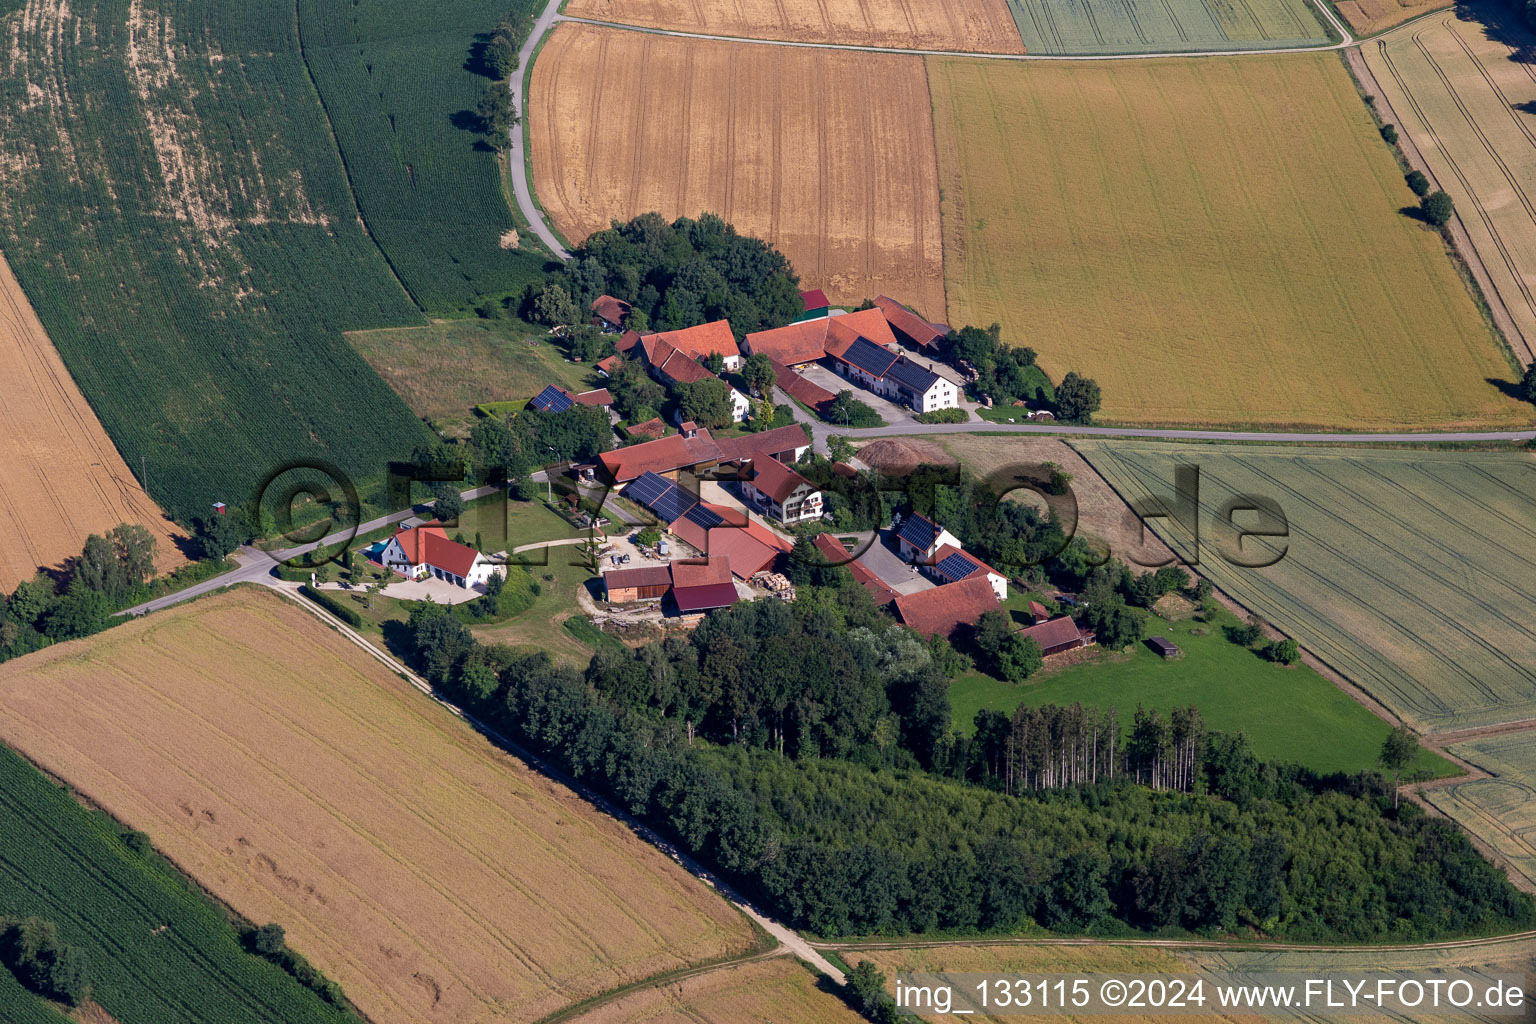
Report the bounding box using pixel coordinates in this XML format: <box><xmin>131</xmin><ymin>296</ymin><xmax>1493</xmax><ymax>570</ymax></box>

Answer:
<box><xmin>508</xmin><ymin>0</ymin><xmax>572</xmax><ymax>260</ymax></box>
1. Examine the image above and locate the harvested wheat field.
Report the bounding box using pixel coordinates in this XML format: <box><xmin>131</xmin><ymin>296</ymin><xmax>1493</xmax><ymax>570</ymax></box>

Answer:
<box><xmin>531</xmin><ymin>24</ymin><xmax>944</xmax><ymax>312</ymax></box>
<box><xmin>931</xmin><ymin>53</ymin><xmax>1529</xmax><ymax>429</ymax></box>
<box><xmin>1337</xmin><ymin>0</ymin><xmax>1448</xmax><ymax>35</ymax></box>
<box><xmin>563</xmin><ymin>957</ymin><xmax>864</xmax><ymax>1024</ymax></box>
<box><xmin>0</xmin><ymin>250</ymin><xmax>184</xmax><ymax>591</ymax></box>
<box><xmin>1364</xmin><ymin>2</ymin><xmax>1536</xmax><ymax>353</ymax></box>
<box><xmin>0</xmin><ymin>588</ymin><xmax>752</xmax><ymax>1024</ymax></box>
<box><xmin>563</xmin><ymin>0</ymin><xmax>1025</xmax><ymax>53</ymax></box>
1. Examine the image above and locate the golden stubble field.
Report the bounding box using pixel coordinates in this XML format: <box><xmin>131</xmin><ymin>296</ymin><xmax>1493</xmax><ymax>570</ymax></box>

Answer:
<box><xmin>0</xmin><ymin>588</ymin><xmax>753</xmax><ymax>1024</ymax></box>
<box><xmin>930</xmin><ymin>53</ymin><xmax>1530</xmax><ymax>430</ymax></box>
<box><xmin>1337</xmin><ymin>0</ymin><xmax>1449</xmax><ymax>35</ymax></box>
<box><xmin>0</xmin><ymin>250</ymin><xmax>185</xmax><ymax>590</ymax></box>
<box><xmin>563</xmin><ymin>957</ymin><xmax>866</xmax><ymax>1024</ymax></box>
<box><xmin>530</xmin><ymin>24</ymin><xmax>946</xmax><ymax>314</ymax></box>
<box><xmin>562</xmin><ymin>0</ymin><xmax>1025</xmax><ymax>53</ymax></box>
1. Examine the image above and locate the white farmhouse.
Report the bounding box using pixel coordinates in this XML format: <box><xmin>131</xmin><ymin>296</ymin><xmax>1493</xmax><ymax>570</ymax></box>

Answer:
<box><xmin>379</xmin><ymin>524</ymin><xmax>504</xmax><ymax>590</ymax></box>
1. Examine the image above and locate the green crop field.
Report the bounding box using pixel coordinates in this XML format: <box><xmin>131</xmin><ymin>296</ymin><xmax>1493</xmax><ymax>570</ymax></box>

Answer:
<box><xmin>930</xmin><ymin>53</ymin><xmax>1530</xmax><ymax>430</ymax></box>
<box><xmin>1363</xmin><ymin>2</ymin><xmax>1536</xmax><ymax>358</ymax></box>
<box><xmin>1075</xmin><ymin>442</ymin><xmax>1536</xmax><ymax>733</ymax></box>
<box><xmin>1426</xmin><ymin>733</ymin><xmax>1536</xmax><ymax>892</ymax></box>
<box><xmin>950</xmin><ymin>611</ymin><xmax>1456</xmax><ymax>778</ymax></box>
<box><xmin>0</xmin><ymin>0</ymin><xmax>430</xmax><ymax>523</ymax></box>
<box><xmin>298</xmin><ymin>0</ymin><xmax>553</xmax><ymax>314</ymax></box>
<box><xmin>0</xmin><ymin>743</ymin><xmax>350</xmax><ymax>1024</ymax></box>
<box><xmin>1000</xmin><ymin>0</ymin><xmax>1329</xmax><ymax>54</ymax></box>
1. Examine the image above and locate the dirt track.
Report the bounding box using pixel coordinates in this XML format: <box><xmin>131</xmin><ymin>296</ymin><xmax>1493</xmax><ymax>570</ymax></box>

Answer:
<box><xmin>0</xmin><ymin>249</ymin><xmax>184</xmax><ymax>590</ymax></box>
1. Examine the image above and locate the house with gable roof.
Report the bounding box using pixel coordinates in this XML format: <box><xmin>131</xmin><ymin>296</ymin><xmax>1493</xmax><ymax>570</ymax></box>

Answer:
<box><xmin>379</xmin><ymin>524</ymin><xmax>504</xmax><ymax>590</ymax></box>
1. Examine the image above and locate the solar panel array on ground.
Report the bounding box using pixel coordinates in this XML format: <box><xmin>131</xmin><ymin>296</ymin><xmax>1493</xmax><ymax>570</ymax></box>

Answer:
<box><xmin>530</xmin><ymin>384</ymin><xmax>574</xmax><ymax>413</ymax></box>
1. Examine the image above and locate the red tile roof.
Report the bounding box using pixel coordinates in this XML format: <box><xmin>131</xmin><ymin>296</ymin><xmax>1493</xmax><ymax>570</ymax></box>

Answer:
<box><xmin>874</xmin><ymin>295</ymin><xmax>945</xmax><ymax>351</ymax></box>
<box><xmin>393</xmin><ymin>525</ymin><xmax>480</xmax><ymax>579</ymax></box>
<box><xmin>705</xmin><ymin>519</ymin><xmax>792</xmax><ymax>578</ymax></box>
<box><xmin>801</xmin><ymin>288</ymin><xmax>829</xmax><ymax>311</ymax></box>
<box><xmin>825</xmin><ymin>307</ymin><xmax>899</xmax><ymax>358</ymax></box>
<box><xmin>642</xmin><ymin>336</ymin><xmax>716</xmax><ymax>385</ymax></box>
<box><xmin>770</xmin><ymin>359</ymin><xmax>837</xmax><ymax>414</ymax></box>
<box><xmin>673</xmin><ymin>582</ymin><xmax>739</xmax><ymax>613</ymax></box>
<box><xmin>1017</xmin><ymin>616</ymin><xmax>1086</xmax><ymax>653</ymax></box>
<box><xmin>573</xmin><ymin>388</ymin><xmax>613</xmax><ymax>406</ymax></box>
<box><xmin>745</xmin><ymin>454</ymin><xmax>816</xmax><ymax>504</ymax></box>
<box><xmin>1029</xmin><ymin>600</ymin><xmax>1050</xmax><ymax>622</ymax></box>
<box><xmin>713</xmin><ymin>424</ymin><xmax>810</xmax><ymax>463</ymax></box>
<box><xmin>616</xmin><ymin>330</ymin><xmax>642</xmax><ymax>354</ymax></box>
<box><xmin>645</xmin><ymin>320</ymin><xmax>740</xmax><ymax>362</ymax></box>
<box><xmin>592</xmin><ymin>294</ymin><xmax>631</xmax><ymax>327</ymax></box>
<box><xmin>813</xmin><ymin>533</ymin><xmax>897</xmax><ymax>605</ymax></box>
<box><xmin>745</xmin><ymin>320</ymin><xmax>832</xmax><ymax>366</ymax></box>
<box><xmin>599</xmin><ymin>429</ymin><xmax>723</xmax><ymax>482</ymax></box>
<box><xmin>831</xmin><ymin>461</ymin><xmax>859</xmax><ymax>479</ymax></box>
<box><xmin>603</xmin><ymin>564</ymin><xmax>673</xmax><ymax>591</ymax></box>
<box><xmin>625</xmin><ymin>417</ymin><xmax>667</xmax><ymax>441</ymax></box>
<box><xmin>596</xmin><ymin>354</ymin><xmax>623</xmax><ymax>374</ymax></box>
<box><xmin>671</xmin><ymin>557</ymin><xmax>733</xmax><ymax>589</ymax></box>
<box><xmin>894</xmin><ymin>576</ymin><xmax>1001</xmax><ymax>639</ymax></box>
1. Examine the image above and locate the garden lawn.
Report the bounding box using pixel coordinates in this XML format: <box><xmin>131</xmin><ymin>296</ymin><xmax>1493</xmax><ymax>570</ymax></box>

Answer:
<box><xmin>471</xmin><ymin>559</ymin><xmax>603</xmax><ymax>666</ymax></box>
<box><xmin>949</xmin><ymin>612</ymin><xmax>1456</xmax><ymax>778</ymax></box>
<box><xmin>348</xmin><ymin>321</ymin><xmax>594</xmax><ymax>432</ymax></box>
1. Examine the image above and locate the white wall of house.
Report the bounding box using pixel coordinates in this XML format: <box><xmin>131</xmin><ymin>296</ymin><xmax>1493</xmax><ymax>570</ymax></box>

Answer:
<box><xmin>916</xmin><ymin>377</ymin><xmax>958</xmax><ymax>412</ymax></box>
<box><xmin>730</xmin><ymin>386</ymin><xmax>752</xmax><ymax>422</ymax></box>
<box><xmin>745</xmin><ymin>481</ymin><xmax>822</xmax><ymax>523</ymax></box>
<box><xmin>897</xmin><ymin>526</ymin><xmax>961</xmax><ymax>564</ymax></box>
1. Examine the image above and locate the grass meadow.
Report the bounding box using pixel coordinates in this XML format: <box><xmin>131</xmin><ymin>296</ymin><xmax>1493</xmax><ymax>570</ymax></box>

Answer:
<box><xmin>347</xmin><ymin>320</ymin><xmax>593</xmax><ymax>432</ymax></box>
<box><xmin>0</xmin><ymin>588</ymin><xmax>752</xmax><ymax>1024</ymax></box>
<box><xmin>0</xmin><ymin>742</ymin><xmax>351</xmax><ymax>1024</ymax></box>
<box><xmin>929</xmin><ymin>53</ymin><xmax>1529</xmax><ymax>430</ymax></box>
<box><xmin>999</xmin><ymin>0</ymin><xmax>1330</xmax><ymax>54</ymax></box>
<box><xmin>1075</xmin><ymin>442</ymin><xmax>1536</xmax><ymax>734</ymax></box>
<box><xmin>950</xmin><ymin>610</ymin><xmax>1456</xmax><ymax>778</ymax></box>
<box><xmin>298</xmin><ymin>0</ymin><xmax>554</xmax><ymax>314</ymax></box>
<box><xmin>0</xmin><ymin>0</ymin><xmax>431</xmax><ymax>523</ymax></box>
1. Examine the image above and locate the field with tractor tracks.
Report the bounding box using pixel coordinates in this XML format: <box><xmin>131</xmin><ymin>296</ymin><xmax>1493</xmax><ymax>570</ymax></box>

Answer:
<box><xmin>563</xmin><ymin>0</ymin><xmax>1026</xmax><ymax>52</ymax></box>
<box><xmin>1074</xmin><ymin>442</ymin><xmax>1536</xmax><ymax>734</ymax></box>
<box><xmin>561</xmin><ymin>957</ymin><xmax>865</xmax><ymax>1024</ymax></box>
<box><xmin>1001</xmin><ymin>0</ymin><xmax>1330</xmax><ymax>54</ymax></box>
<box><xmin>529</xmin><ymin>24</ymin><xmax>945</xmax><ymax>313</ymax></box>
<box><xmin>1363</xmin><ymin>2</ymin><xmax>1536</xmax><ymax>356</ymax></box>
<box><xmin>1426</xmin><ymin>732</ymin><xmax>1536</xmax><ymax>893</ymax></box>
<box><xmin>0</xmin><ymin>250</ymin><xmax>185</xmax><ymax>591</ymax></box>
<box><xmin>931</xmin><ymin>53</ymin><xmax>1528</xmax><ymax>430</ymax></box>
<box><xmin>0</xmin><ymin>587</ymin><xmax>753</xmax><ymax>1024</ymax></box>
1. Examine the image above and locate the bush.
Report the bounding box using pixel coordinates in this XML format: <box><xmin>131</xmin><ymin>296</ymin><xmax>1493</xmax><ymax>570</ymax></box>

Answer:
<box><xmin>913</xmin><ymin>407</ymin><xmax>969</xmax><ymax>424</ymax></box>
<box><xmin>1405</xmin><ymin>170</ymin><xmax>1431</xmax><ymax>197</ymax></box>
<box><xmin>1225</xmin><ymin>623</ymin><xmax>1264</xmax><ymax>647</ymax></box>
<box><xmin>1422</xmin><ymin>190</ymin><xmax>1455</xmax><ymax>227</ymax></box>
<box><xmin>252</xmin><ymin>922</ymin><xmax>286</xmax><ymax>956</ymax></box>
<box><xmin>0</xmin><ymin>918</ymin><xmax>89</xmax><ymax>1006</ymax></box>
<box><xmin>1264</xmin><ymin>637</ymin><xmax>1301</xmax><ymax>665</ymax></box>
<box><xmin>298</xmin><ymin>585</ymin><xmax>363</xmax><ymax>628</ymax></box>
<box><xmin>825</xmin><ymin>391</ymin><xmax>883</xmax><ymax>427</ymax></box>
<box><xmin>1380</xmin><ymin>123</ymin><xmax>1399</xmax><ymax>145</ymax></box>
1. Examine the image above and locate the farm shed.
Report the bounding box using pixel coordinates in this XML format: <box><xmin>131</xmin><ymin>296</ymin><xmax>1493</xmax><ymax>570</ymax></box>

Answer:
<box><xmin>1017</xmin><ymin>616</ymin><xmax>1093</xmax><ymax>657</ymax></box>
<box><xmin>603</xmin><ymin>565</ymin><xmax>673</xmax><ymax>602</ymax></box>
<box><xmin>1147</xmin><ymin>636</ymin><xmax>1181</xmax><ymax>659</ymax></box>
<box><xmin>894</xmin><ymin>576</ymin><xmax>1001</xmax><ymax>639</ymax></box>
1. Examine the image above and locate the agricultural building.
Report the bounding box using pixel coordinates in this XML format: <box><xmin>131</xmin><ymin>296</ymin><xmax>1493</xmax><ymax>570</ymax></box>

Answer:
<box><xmin>671</xmin><ymin>557</ymin><xmax>739</xmax><ymax>613</ymax></box>
<box><xmin>893</xmin><ymin>576</ymin><xmax>1002</xmax><ymax>639</ymax></box>
<box><xmin>379</xmin><ymin>524</ymin><xmax>503</xmax><ymax>589</ymax></box>
<box><xmin>895</xmin><ymin>513</ymin><xmax>961</xmax><ymax>564</ymax></box>
<box><xmin>926</xmin><ymin>544</ymin><xmax>1007</xmax><ymax>601</ymax></box>
<box><xmin>591</xmin><ymin>294</ymin><xmax>632</xmax><ymax>332</ymax></box>
<box><xmin>1147</xmin><ymin>636</ymin><xmax>1181</xmax><ymax>659</ymax></box>
<box><xmin>812</xmin><ymin>533</ymin><xmax>898</xmax><ymax>605</ymax></box>
<box><xmin>602</xmin><ymin>564</ymin><xmax>674</xmax><ymax>602</ymax></box>
<box><xmin>599</xmin><ymin>423</ymin><xmax>810</xmax><ymax>483</ymax></box>
<box><xmin>874</xmin><ymin>295</ymin><xmax>947</xmax><ymax>352</ymax></box>
<box><xmin>643</xmin><ymin>320</ymin><xmax>742</xmax><ymax>371</ymax></box>
<box><xmin>1028</xmin><ymin>600</ymin><xmax>1050</xmax><ymax>622</ymax></box>
<box><xmin>827</xmin><ymin>336</ymin><xmax>957</xmax><ymax>413</ymax></box>
<box><xmin>1017</xmin><ymin>616</ymin><xmax>1094</xmax><ymax>657</ymax></box>
<box><xmin>739</xmin><ymin>456</ymin><xmax>823</xmax><ymax>523</ymax></box>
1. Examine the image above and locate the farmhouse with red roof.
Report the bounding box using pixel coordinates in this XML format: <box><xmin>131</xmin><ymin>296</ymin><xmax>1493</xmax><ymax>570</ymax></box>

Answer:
<box><xmin>894</xmin><ymin>576</ymin><xmax>1002</xmax><ymax>639</ymax></box>
<box><xmin>379</xmin><ymin>524</ymin><xmax>503</xmax><ymax>590</ymax></box>
<box><xmin>739</xmin><ymin>455</ymin><xmax>822</xmax><ymax>524</ymax></box>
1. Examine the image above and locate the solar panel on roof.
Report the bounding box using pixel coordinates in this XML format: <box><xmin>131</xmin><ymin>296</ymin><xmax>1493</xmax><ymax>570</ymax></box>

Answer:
<box><xmin>684</xmin><ymin>504</ymin><xmax>724</xmax><ymax>530</ymax></box>
<box><xmin>531</xmin><ymin>385</ymin><xmax>574</xmax><ymax>414</ymax></box>
<box><xmin>887</xmin><ymin>358</ymin><xmax>940</xmax><ymax>393</ymax></box>
<box><xmin>651</xmin><ymin>486</ymin><xmax>699</xmax><ymax>524</ymax></box>
<box><xmin>843</xmin><ymin>338</ymin><xmax>897</xmax><ymax>376</ymax></box>
<box><xmin>898</xmin><ymin>514</ymin><xmax>938</xmax><ymax>549</ymax></box>
<box><xmin>936</xmin><ymin>551</ymin><xmax>980</xmax><ymax>581</ymax></box>
<box><xmin>624</xmin><ymin>472</ymin><xmax>672</xmax><ymax>508</ymax></box>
